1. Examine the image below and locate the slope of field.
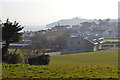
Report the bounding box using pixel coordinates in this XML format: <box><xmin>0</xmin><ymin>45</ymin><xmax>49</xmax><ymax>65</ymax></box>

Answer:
<box><xmin>50</xmin><ymin>50</ymin><xmax>118</xmax><ymax>65</ymax></box>
<box><xmin>2</xmin><ymin>64</ymin><xmax>118</xmax><ymax>78</ymax></box>
<box><xmin>2</xmin><ymin>50</ymin><xmax>119</xmax><ymax>78</ymax></box>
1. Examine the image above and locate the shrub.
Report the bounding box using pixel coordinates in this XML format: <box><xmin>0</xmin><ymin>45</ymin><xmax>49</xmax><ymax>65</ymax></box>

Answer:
<box><xmin>28</xmin><ymin>55</ymin><xmax>50</xmax><ymax>65</ymax></box>
<box><xmin>6</xmin><ymin>48</ymin><xmax>24</xmax><ymax>64</ymax></box>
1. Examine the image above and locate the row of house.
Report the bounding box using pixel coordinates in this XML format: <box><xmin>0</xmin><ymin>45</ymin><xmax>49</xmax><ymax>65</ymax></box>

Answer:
<box><xmin>22</xmin><ymin>20</ymin><xmax>117</xmax><ymax>39</ymax></box>
<box><xmin>72</xmin><ymin>22</ymin><xmax>117</xmax><ymax>37</ymax></box>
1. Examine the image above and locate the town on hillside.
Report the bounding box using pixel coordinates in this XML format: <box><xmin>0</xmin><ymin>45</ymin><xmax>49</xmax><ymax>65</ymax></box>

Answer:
<box><xmin>9</xmin><ymin>19</ymin><xmax>119</xmax><ymax>54</ymax></box>
<box><xmin>1</xmin><ymin>18</ymin><xmax>119</xmax><ymax>65</ymax></box>
<box><xmin>1</xmin><ymin>0</ymin><xmax>119</xmax><ymax>78</ymax></box>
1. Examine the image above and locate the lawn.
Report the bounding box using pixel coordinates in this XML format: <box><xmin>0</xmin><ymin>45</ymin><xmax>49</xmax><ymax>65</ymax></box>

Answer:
<box><xmin>50</xmin><ymin>50</ymin><xmax>118</xmax><ymax>65</ymax></box>
<box><xmin>103</xmin><ymin>39</ymin><xmax>119</xmax><ymax>42</ymax></box>
<box><xmin>2</xmin><ymin>50</ymin><xmax>119</xmax><ymax>78</ymax></box>
<box><xmin>2</xmin><ymin>64</ymin><xmax>118</xmax><ymax>78</ymax></box>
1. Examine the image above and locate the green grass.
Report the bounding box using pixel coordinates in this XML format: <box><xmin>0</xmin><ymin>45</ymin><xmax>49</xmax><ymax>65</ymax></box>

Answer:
<box><xmin>8</xmin><ymin>49</ymin><xmax>22</xmax><ymax>53</ymax></box>
<box><xmin>103</xmin><ymin>44</ymin><xmax>115</xmax><ymax>45</ymax></box>
<box><xmin>104</xmin><ymin>37</ymin><xmax>120</xmax><ymax>38</ymax></box>
<box><xmin>50</xmin><ymin>50</ymin><xmax>118</xmax><ymax>65</ymax></box>
<box><xmin>8</xmin><ymin>49</ymin><xmax>35</xmax><ymax>55</ymax></box>
<box><xmin>8</xmin><ymin>49</ymin><xmax>26</xmax><ymax>55</ymax></box>
<box><xmin>7</xmin><ymin>50</ymin><xmax>119</xmax><ymax>65</ymax></box>
<box><xmin>2</xmin><ymin>64</ymin><xmax>118</xmax><ymax>78</ymax></box>
<box><xmin>104</xmin><ymin>39</ymin><xmax>119</xmax><ymax>42</ymax></box>
<box><xmin>8</xmin><ymin>49</ymin><xmax>52</xmax><ymax>55</ymax></box>
<box><xmin>2</xmin><ymin>50</ymin><xmax>119</xmax><ymax>78</ymax></box>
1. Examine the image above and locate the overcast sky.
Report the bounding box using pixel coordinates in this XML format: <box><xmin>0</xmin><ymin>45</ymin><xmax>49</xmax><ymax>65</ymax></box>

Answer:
<box><xmin>0</xmin><ymin>0</ymin><xmax>119</xmax><ymax>25</ymax></box>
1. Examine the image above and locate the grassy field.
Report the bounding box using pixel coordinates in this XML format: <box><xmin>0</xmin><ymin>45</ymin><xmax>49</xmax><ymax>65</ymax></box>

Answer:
<box><xmin>2</xmin><ymin>64</ymin><xmax>118</xmax><ymax>78</ymax></box>
<box><xmin>8</xmin><ymin>49</ymin><xmax>22</xmax><ymax>53</ymax></box>
<box><xmin>50</xmin><ymin>50</ymin><xmax>118</xmax><ymax>65</ymax></box>
<box><xmin>9</xmin><ymin>49</ymin><xmax>118</xmax><ymax>65</ymax></box>
<box><xmin>2</xmin><ymin>50</ymin><xmax>119</xmax><ymax>78</ymax></box>
<box><xmin>103</xmin><ymin>38</ymin><xmax>119</xmax><ymax>47</ymax></box>
<box><xmin>103</xmin><ymin>39</ymin><xmax>119</xmax><ymax>42</ymax></box>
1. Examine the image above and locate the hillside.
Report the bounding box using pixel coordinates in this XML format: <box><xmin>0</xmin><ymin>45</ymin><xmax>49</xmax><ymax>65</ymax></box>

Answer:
<box><xmin>46</xmin><ymin>17</ymin><xmax>97</xmax><ymax>28</ymax></box>
<box><xmin>46</xmin><ymin>17</ymin><xmax>117</xmax><ymax>28</ymax></box>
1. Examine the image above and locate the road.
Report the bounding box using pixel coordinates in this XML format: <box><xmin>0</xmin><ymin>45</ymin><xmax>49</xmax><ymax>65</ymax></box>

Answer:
<box><xmin>45</xmin><ymin>52</ymin><xmax>61</xmax><ymax>56</ymax></box>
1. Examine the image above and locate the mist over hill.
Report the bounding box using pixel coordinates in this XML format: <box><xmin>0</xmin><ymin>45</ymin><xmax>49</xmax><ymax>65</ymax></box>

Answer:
<box><xmin>21</xmin><ymin>17</ymin><xmax>117</xmax><ymax>31</ymax></box>
<box><xmin>22</xmin><ymin>25</ymin><xmax>47</xmax><ymax>32</ymax></box>
<box><xmin>46</xmin><ymin>17</ymin><xmax>117</xmax><ymax>28</ymax></box>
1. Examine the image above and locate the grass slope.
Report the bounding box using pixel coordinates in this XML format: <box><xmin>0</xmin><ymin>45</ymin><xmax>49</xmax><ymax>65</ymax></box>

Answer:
<box><xmin>2</xmin><ymin>50</ymin><xmax>119</xmax><ymax>78</ymax></box>
<box><xmin>50</xmin><ymin>50</ymin><xmax>118</xmax><ymax>65</ymax></box>
<box><xmin>2</xmin><ymin>64</ymin><xmax>118</xmax><ymax>78</ymax></box>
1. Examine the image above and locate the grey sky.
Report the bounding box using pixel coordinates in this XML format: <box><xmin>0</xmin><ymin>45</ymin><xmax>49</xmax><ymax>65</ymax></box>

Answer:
<box><xmin>0</xmin><ymin>0</ymin><xmax>119</xmax><ymax>25</ymax></box>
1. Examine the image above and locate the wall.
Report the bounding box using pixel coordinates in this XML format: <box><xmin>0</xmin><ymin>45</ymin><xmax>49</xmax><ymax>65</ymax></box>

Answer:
<box><xmin>62</xmin><ymin>37</ymin><xmax>95</xmax><ymax>54</ymax></box>
<box><xmin>67</xmin><ymin>37</ymin><xmax>94</xmax><ymax>49</ymax></box>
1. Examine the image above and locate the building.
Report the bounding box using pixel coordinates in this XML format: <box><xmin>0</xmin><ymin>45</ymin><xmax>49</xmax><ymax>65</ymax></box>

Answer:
<box><xmin>9</xmin><ymin>40</ymin><xmax>32</xmax><ymax>49</ymax></box>
<box><xmin>62</xmin><ymin>33</ymin><xmax>104</xmax><ymax>54</ymax></box>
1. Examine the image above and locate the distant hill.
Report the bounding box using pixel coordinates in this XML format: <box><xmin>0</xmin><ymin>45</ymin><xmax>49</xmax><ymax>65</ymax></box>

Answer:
<box><xmin>46</xmin><ymin>17</ymin><xmax>98</xmax><ymax>28</ymax></box>
<box><xmin>22</xmin><ymin>25</ymin><xmax>47</xmax><ymax>32</ymax></box>
<box><xmin>46</xmin><ymin>17</ymin><xmax>117</xmax><ymax>28</ymax></box>
<box><xmin>21</xmin><ymin>18</ymin><xmax>117</xmax><ymax>31</ymax></box>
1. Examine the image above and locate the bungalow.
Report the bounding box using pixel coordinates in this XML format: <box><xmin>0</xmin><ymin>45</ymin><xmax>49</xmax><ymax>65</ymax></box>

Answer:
<box><xmin>62</xmin><ymin>33</ymin><xmax>104</xmax><ymax>54</ymax></box>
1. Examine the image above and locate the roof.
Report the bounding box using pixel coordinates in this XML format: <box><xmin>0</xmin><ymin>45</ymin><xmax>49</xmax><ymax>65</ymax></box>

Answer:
<box><xmin>67</xmin><ymin>33</ymin><xmax>104</xmax><ymax>45</ymax></box>
<box><xmin>9</xmin><ymin>44</ymin><xmax>29</xmax><ymax>46</ymax></box>
<box><xmin>84</xmin><ymin>35</ymin><xmax>104</xmax><ymax>44</ymax></box>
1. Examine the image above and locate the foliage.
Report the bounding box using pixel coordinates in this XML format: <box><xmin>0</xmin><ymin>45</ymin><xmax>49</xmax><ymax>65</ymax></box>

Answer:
<box><xmin>29</xmin><ymin>31</ymin><xmax>69</xmax><ymax>51</ymax></box>
<box><xmin>2</xmin><ymin>64</ymin><xmax>118</xmax><ymax>78</ymax></box>
<box><xmin>28</xmin><ymin>55</ymin><xmax>50</xmax><ymax>65</ymax></box>
<box><xmin>8</xmin><ymin>48</ymin><xmax>23</xmax><ymax>54</ymax></box>
<box><xmin>5</xmin><ymin>48</ymin><xmax>24</xmax><ymax>64</ymax></box>
<box><xmin>2</xmin><ymin>19</ymin><xmax>24</xmax><ymax>62</ymax></box>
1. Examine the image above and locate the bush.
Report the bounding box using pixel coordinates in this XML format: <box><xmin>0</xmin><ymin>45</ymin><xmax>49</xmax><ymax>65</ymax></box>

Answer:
<box><xmin>28</xmin><ymin>55</ymin><xmax>50</xmax><ymax>65</ymax></box>
<box><xmin>6</xmin><ymin>48</ymin><xmax>24</xmax><ymax>64</ymax></box>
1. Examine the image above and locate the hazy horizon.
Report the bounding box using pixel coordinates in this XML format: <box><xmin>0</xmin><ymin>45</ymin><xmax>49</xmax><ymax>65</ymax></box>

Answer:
<box><xmin>0</xmin><ymin>0</ymin><xmax>119</xmax><ymax>26</ymax></box>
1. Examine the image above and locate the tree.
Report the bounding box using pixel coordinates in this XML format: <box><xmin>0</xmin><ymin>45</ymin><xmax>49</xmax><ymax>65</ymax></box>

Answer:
<box><xmin>2</xmin><ymin>19</ymin><xmax>24</xmax><ymax>62</ymax></box>
<box><xmin>28</xmin><ymin>33</ymin><xmax>48</xmax><ymax>54</ymax></box>
<box><xmin>53</xmin><ymin>32</ymin><xmax>69</xmax><ymax>51</ymax></box>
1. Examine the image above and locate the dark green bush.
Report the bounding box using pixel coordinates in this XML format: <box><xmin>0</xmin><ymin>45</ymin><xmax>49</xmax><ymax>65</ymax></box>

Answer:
<box><xmin>28</xmin><ymin>55</ymin><xmax>50</xmax><ymax>65</ymax></box>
